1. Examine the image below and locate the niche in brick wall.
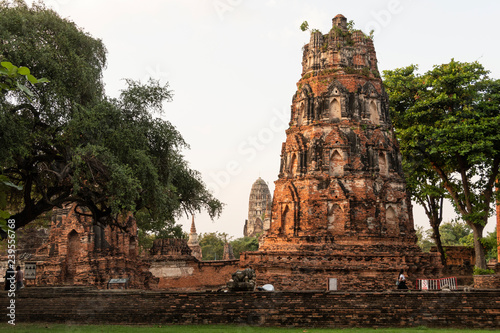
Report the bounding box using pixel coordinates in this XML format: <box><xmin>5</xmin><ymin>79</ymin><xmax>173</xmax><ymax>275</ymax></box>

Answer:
<box><xmin>65</xmin><ymin>229</ymin><xmax>80</xmax><ymax>284</ymax></box>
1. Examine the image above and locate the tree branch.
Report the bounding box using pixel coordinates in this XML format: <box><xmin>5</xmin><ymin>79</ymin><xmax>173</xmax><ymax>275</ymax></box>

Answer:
<box><xmin>457</xmin><ymin>155</ymin><xmax>473</xmax><ymax>214</ymax></box>
<box><xmin>431</xmin><ymin>162</ymin><xmax>467</xmax><ymax>217</ymax></box>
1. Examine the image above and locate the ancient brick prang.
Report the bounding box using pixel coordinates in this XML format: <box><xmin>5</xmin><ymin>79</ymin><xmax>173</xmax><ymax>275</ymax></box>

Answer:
<box><xmin>240</xmin><ymin>15</ymin><xmax>442</xmax><ymax>290</ymax></box>
<box><xmin>28</xmin><ymin>203</ymin><xmax>153</xmax><ymax>289</ymax></box>
<box><xmin>244</xmin><ymin>177</ymin><xmax>272</xmax><ymax>237</ymax></box>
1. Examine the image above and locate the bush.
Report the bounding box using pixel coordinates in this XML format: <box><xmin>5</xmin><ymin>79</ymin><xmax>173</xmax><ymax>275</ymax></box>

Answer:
<box><xmin>473</xmin><ymin>267</ymin><xmax>495</xmax><ymax>275</ymax></box>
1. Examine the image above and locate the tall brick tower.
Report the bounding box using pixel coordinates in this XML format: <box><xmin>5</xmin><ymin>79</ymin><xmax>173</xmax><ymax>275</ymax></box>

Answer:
<box><xmin>240</xmin><ymin>15</ymin><xmax>442</xmax><ymax>290</ymax></box>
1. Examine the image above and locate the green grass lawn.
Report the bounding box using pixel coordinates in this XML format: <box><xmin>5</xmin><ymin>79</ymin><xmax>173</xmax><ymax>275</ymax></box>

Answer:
<box><xmin>0</xmin><ymin>324</ymin><xmax>498</xmax><ymax>333</ymax></box>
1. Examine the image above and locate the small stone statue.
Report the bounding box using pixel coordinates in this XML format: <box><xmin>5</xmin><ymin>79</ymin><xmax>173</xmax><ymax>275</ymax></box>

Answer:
<box><xmin>227</xmin><ymin>268</ymin><xmax>256</xmax><ymax>291</ymax></box>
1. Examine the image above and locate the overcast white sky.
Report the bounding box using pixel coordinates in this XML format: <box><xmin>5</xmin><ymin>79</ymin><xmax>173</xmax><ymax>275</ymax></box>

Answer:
<box><xmin>44</xmin><ymin>0</ymin><xmax>499</xmax><ymax>238</ymax></box>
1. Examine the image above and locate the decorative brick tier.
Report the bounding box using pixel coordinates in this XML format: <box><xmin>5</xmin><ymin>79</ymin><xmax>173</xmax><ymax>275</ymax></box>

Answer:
<box><xmin>3</xmin><ymin>287</ymin><xmax>499</xmax><ymax>329</ymax></box>
<box><xmin>242</xmin><ymin>244</ymin><xmax>441</xmax><ymax>291</ymax></box>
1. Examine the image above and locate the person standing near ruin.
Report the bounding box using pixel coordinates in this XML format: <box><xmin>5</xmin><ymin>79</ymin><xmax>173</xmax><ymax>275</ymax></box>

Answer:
<box><xmin>397</xmin><ymin>269</ymin><xmax>408</xmax><ymax>289</ymax></box>
<box><xmin>15</xmin><ymin>265</ymin><xmax>24</xmax><ymax>291</ymax></box>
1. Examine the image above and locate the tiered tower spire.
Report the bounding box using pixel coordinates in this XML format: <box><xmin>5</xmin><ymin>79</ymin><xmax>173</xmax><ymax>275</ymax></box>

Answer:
<box><xmin>240</xmin><ymin>15</ymin><xmax>442</xmax><ymax>290</ymax></box>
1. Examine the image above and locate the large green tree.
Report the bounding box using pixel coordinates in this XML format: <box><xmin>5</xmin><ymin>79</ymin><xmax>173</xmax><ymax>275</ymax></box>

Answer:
<box><xmin>0</xmin><ymin>1</ymin><xmax>222</xmax><ymax>234</ymax></box>
<box><xmin>384</xmin><ymin>60</ymin><xmax>500</xmax><ymax>269</ymax></box>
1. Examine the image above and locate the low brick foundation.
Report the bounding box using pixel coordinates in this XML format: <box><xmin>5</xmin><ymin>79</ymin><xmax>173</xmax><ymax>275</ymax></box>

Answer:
<box><xmin>474</xmin><ymin>274</ymin><xmax>500</xmax><ymax>289</ymax></box>
<box><xmin>2</xmin><ymin>287</ymin><xmax>499</xmax><ymax>328</ymax></box>
<box><xmin>148</xmin><ymin>258</ymin><xmax>239</xmax><ymax>290</ymax></box>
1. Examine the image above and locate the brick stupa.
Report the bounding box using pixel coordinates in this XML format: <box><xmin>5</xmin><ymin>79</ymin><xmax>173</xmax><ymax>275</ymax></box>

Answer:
<box><xmin>240</xmin><ymin>15</ymin><xmax>442</xmax><ymax>290</ymax></box>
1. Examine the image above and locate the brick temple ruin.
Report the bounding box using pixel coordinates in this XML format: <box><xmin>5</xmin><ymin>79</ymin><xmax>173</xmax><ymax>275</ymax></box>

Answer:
<box><xmin>5</xmin><ymin>14</ymin><xmax>497</xmax><ymax>292</ymax></box>
<box><xmin>0</xmin><ymin>205</ymin><xmax>237</xmax><ymax>290</ymax></box>
<box><xmin>10</xmin><ymin>203</ymin><xmax>154</xmax><ymax>288</ymax></box>
<box><xmin>239</xmin><ymin>14</ymin><xmax>443</xmax><ymax>290</ymax></box>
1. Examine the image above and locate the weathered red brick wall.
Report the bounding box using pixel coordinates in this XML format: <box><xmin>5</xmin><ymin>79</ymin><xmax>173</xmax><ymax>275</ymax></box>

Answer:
<box><xmin>430</xmin><ymin>246</ymin><xmax>475</xmax><ymax>266</ymax></box>
<box><xmin>148</xmin><ymin>257</ymin><xmax>239</xmax><ymax>291</ymax></box>
<box><xmin>4</xmin><ymin>287</ymin><xmax>499</xmax><ymax>329</ymax></box>
<box><xmin>429</xmin><ymin>246</ymin><xmax>475</xmax><ymax>285</ymax></box>
<box><xmin>474</xmin><ymin>274</ymin><xmax>500</xmax><ymax>289</ymax></box>
<box><xmin>146</xmin><ymin>238</ymin><xmax>239</xmax><ymax>291</ymax></box>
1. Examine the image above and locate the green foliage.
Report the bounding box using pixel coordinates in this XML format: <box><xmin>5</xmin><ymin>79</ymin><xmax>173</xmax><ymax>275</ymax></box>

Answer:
<box><xmin>0</xmin><ymin>60</ymin><xmax>47</xmax><ymax>231</ymax></box>
<box><xmin>0</xmin><ymin>1</ymin><xmax>106</xmax><ymax>109</ymax></box>
<box><xmin>199</xmin><ymin>232</ymin><xmax>228</xmax><ymax>260</ymax></box>
<box><xmin>415</xmin><ymin>226</ymin><xmax>435</xmax><ymax>252</ymax></box>
<box><xmin>137</xmin><ymin>229</ymin><xmax>155</xmax><ymax>255</ymax></box>
<box><xmin>346</xmin><ymin>20</ymin><xmax>355</xmax><ymax>33</ymax></box>
<box><xmin>481</xmin><ymin>228</ymin><xmax>498</xmax><ymax>261</ymax></box>
<box><xmin>0</xmin><ymin>2</ymin><xmax>223</xmax><ymax>234</ymax></box>
<box><xmin>199</xmin><ymin>232</ymin><xmax>259</xmax><ymax>260</ymax></box>
<box><xmin>415</xmin><ymin>222</ymin><xmax>498</xmax><ymax>263</ymax></box>
<box><xmin>439</xmin><ymin>220</ymin><xmax>472</xmax><ymax>246</ymax></box>
<box><xmin>473</xmin><ymin>267</ymin><xmax>495</xmax><ymax>275</ymax></box>
<box><xmin>361</xmin><ymin>67</ymin><xmax>371</xmax><ymax>78</ymax></box>
<box><xmin>0</xmin><ymin>61</ymin><xmax>48</xmax><ymax>98</ymax></box>
<box><xmin>300</xmin><ymin>21</ymin><xmax>309</xmax><ymax>32</ymax></box>
<box><xmin>230</xmin><ymin>235</ymin><xmax>259</xmax><ymax>258</ymax></box>
<box><xmin>0</xmin><ymin>175</ymin><xmax>22</xmax><ymax>231</ymax></box>
<box><xmin>383</xmin><ymin>59</ymin><xmax>500</xmax><ymax>268</ymax></box>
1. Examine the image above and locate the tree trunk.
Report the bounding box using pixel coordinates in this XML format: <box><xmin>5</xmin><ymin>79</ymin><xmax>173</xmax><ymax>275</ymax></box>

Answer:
<box><xmin>471</xmin><ymin>223</ymin><xmax>486</xmax><ymax>269</ymax></box>
<box><xmin>430</xmin><ymin>223</ymin><xmax>446</xmax><ymax>267</ymax></box>
<box><xmin>423</xmin><ymin>195</ymin><xmax>445</xmax><ymax>266</ymax></box>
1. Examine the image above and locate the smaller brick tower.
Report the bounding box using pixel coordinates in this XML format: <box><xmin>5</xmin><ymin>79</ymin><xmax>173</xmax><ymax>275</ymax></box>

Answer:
<box><xmin>244</xmin><ymin>177</ymin><xmax>272</xmax><ymax>237</ymax></box>
<box><xmin>32</xmin><ymin>203</ymin><xmax>151</xmax><ymax>288</ymax></box>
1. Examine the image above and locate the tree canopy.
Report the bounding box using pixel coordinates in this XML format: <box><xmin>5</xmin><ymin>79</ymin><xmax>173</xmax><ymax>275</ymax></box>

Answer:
<box><xmin>383</xmin><ymin>60</ymin><xmax>500</xmax><ymax>268</ymax></box>
<box><xmin>198</xmin><ymin>232</ymin><xmax>259</xmax><ymax>260</ymax></box>
<box><xmin>0</xmin><ymin>60</ymin><xmax>47</xmax><ymax>230</ymax></box>
<box><xmin>199</xmin><ymin>232</ymin><xmax>228</xmax><ymax>260</ymax></box>
<box><xmin>0</xmin><ymin>1</ymin><xmax>222</xmax><ymax>234</ymax></box>
<box><xmin>417</xmin><ymin>221</ymin><xmax>497</xmax><ymax>262</ymax></box>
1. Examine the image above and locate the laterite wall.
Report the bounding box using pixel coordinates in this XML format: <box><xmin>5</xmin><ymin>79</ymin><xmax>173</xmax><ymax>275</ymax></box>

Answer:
<box><xmin>2</xmin><ymin>287</ymin><xmax>499</xmax><ymax>328</ymax></box>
